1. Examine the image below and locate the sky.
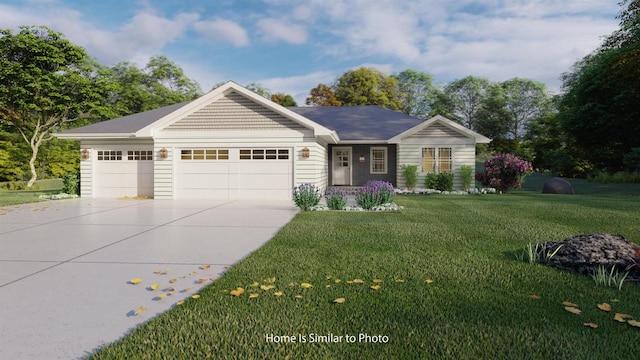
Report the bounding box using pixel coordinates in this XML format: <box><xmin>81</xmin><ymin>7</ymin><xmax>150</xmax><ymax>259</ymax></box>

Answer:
<box><xmin>1</xmin><ymin>0</ymin><xmax>621</xmax><ymax>106</ymax></box>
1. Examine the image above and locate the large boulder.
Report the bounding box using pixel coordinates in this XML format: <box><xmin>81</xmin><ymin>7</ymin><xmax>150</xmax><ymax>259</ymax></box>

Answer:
<box><xmin>539</xmin><ymin>234</ymin><xmax>640</xmax><ymax>280</ymax></box>
<box><xmin>542</xmin><ymin>177</ymin><xmax>574</xmax><ymax>194</ymax></box>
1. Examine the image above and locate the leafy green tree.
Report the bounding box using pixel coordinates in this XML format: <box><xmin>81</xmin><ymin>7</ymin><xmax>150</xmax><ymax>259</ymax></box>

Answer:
<box><xmin>392</xmin><ymin>69</ymin><xmax>439</xmax><ymax>119</ymax></box>
<box><xmin>333</xmin><ymin>67</ymin><xmax>401</xmax><ymax>109</ymax></box>
<box><xmin>0</xmin><ymin>26</ymin><xmax>104</xmax><ymax>187</ymax></box>
<box><xmin>435</xmin><ymin>76</ymin><xmax>492</xmax><ymax>129</ymax></box>
<box><xmin>558</xmin><ymin>0</ymin><xmax>640</xmax><ymax>172</ymax></box>
<box><xmin>500</xmin><ymin>78</ymin><xmax>552</xmax><ymax>141</ymax></box>
<box><xmin>306</xmin><ymin>83</ymin><xmax>342</xmax><ymax>106</ymax></box>
<box><xmin>270</xmin><ymin>93</ymin><xmax>297</xmax><ymax>107</ymax></box>
<box><xmin>245</xmin><ymin>82</ymin><xmax>272</xmax><ymax>99</ymax></box>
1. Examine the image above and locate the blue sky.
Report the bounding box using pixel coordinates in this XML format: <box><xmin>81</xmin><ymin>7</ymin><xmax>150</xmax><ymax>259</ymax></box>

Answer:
<box><xmin>1</xmin><ymin>0</ymin><xmax>620</xmax><ymax>105</ymax></box>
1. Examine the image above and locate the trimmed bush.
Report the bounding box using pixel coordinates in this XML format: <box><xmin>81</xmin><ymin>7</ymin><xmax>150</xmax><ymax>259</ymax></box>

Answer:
<box><xmin>400</xmin><ymin>164</ymin><xmax>418</xmax><ymax>190</ymax></box>
<box><xmin>62</xmin><ymin>172</ymin><xmax>80</xmax><ymax>195</ymax></box>
<box><xmin>355</xmin><ymin>180</ymin><xmax>395</xmax><ymax>210</ymax></box>
<box><xmin>293</xmin><ymin>183</ymin><xmax>321</xmax><ymax>211</ymax></box>
<box><xmin>459</xmin><ymin>165</ymin><xmax>473</xmax><ymax>190</ymax></box>
<box><xmin>476</xmin><ymin>153</ymin><xmax>533</xmax><ymax>192</ymax></box>
<box><xmin>424</xmin><ymin>172</ymin><xmax>454</xmax><ymax>192</ymax></box>
<box><xmin>325</xmin><ymin>188</ymin><xmax>348</xmax><ymax>210</ymax></box>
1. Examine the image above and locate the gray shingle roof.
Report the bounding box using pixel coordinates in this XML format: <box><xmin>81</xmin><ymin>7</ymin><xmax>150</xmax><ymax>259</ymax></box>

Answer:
<box><xmin>288</xmin><ymin>106</ymin><xmax>423</xmax><ymax>140</ymax></box>
<box><xmin>62</xmin><ymin>101</ymin><xmax>190</xmax><ymax>134</ymax></box>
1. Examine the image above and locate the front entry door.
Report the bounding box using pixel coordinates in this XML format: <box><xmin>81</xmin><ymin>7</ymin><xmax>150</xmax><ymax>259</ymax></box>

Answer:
<box><xmin>332</xmin><ymin>147</ymin><xmax>351</xmax><ymax>185</ymax></box>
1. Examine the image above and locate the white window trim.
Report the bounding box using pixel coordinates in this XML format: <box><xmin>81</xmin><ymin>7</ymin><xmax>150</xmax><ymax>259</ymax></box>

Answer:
<box><xmin>421</xmin><ymin>147</ymin><xmax>453</xmax><ymax>173</ymax></box>
<box><xmin>370</xmin><ymin>147</ymin><xmax>388</xmax><ymax>174</ymax></box>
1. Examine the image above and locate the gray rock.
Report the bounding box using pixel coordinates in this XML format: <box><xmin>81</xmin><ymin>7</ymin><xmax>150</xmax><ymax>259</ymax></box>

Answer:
<box><xmin>539</xmin><ymin>234</ymin><xmax>640</xmax><ymax>280</ymax></box>
<box><xmin>542</xmin><ymin>177</ymin><xmax>575</xmax><ymax>194</ymax></box>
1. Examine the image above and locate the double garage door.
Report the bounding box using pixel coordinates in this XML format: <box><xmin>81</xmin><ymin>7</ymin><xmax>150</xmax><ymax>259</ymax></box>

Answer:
<box><xmin>174</xmin><ymin>148</ymin><xmax>293</xmax><ymax>200</ymax></box>
<box><xmin>93</xmin><ymin>148</ymin><xmax>293</xmax><ymax>199</ymax></box>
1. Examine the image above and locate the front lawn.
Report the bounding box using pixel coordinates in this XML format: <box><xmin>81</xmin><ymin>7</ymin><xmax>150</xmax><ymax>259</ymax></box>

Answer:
<box><xmin>0</xmin><ymin>179</ymin><xmax>63</xmax><ymax>206</ymax></box>
<box><xmin>89</xmin><ymin>193</ymin><xmax>640</xmax><ymax>359</ymax></box>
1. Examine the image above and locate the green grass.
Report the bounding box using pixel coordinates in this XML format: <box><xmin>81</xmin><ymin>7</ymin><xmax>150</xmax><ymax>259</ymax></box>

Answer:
<box><xmin>521</xmin><ymin>172</ymin><xmax>640</xmax><ymax>196</ymax></box>
<box><xmin>89</xmin><ymin>194</ymin><xmax>640</xmax><ymax>359</ymax></box>
<box><xmin>0</xmin><ymin>178</ymin><xmax>63</xmax><ymax>206</ymax></box>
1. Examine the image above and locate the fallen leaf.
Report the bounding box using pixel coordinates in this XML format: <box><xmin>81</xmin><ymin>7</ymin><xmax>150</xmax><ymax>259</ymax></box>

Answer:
<box><xmin>266</xmin><ymin>277</ymin><xmax>276</xmax><ymax>283</ymax></box>
<box><xmin>597</xmin><ymin>303</ymin><xmax>612</xmax><ymax>312</ymax></box>
<box><xmin>189</xmin><ymin>272</ymin><xmax>197</xmax><ymax>276</ymax></box>
<box><xmin>179</xmin><ymin>275</ymin><xmax>186</xmax><ymax>279</ymax></box>
<box><xmin>197</xmin><ymin>278</ymin><xmax>208</xmax><ymax>284</ymax></box>
<box><xmin>529</xmin><ymin>295</ymin><xmax>541</xmax><ymax>300</ymax></box>
<box><xmin>129</xmin><ymin>278</ymin><xmax>143</xmax><ymax>285</ymax></box>
<box><xmin>250</xmin><ymin>282</ymin><xmax>259</xmax><ymax>287</ymax></box>
<box><xmin>325</xmin><ymin>285</ymin><xmax>331</xmax><ymax>288</ymax></box>
<box><xmin>260</xmin><ymin>285</ymin><xmax>275</xmax><ymax>291</ymax></box>
<box><xmin>169</xmin><ymin>279</ymin><xmax>177</xmax><ymax>283</ymax></box>
<box><xmin>274</xmin><ymin>291</ymin><xmax>283</xmax><ymax>297</ymax></box>
<box><xmin>395</xmin><ymin>279</ymin><xmax>405</xmax><ymax>283</ymax></box>
<box><xmin>615</xmin><ymin>313</ymin><xmax>633</xmax><ymax>319</ymax></box>
<box><xmin>295</xmin><ymin>295</ymin><xmax>303</xmax><ymax>299</ymax></box>
<box><xmin>210</xmin><ymin>277</ymin><xmax>217</xmax><ymax>281</ymax></box>
<box><xmin>628</xmin><ymin>320</ymin><xmax>640</xmax><ymax>327</ymax></box>
<box><xmin>176</xmin><ymin>301</ymin><xmax>185</xmax><ymax>305</ymax></box>
<box><xmin>373</xmin><ymin>279</ymin><xmax>383</xmax><ymax>283</ymax></box>
<box><xmin>424</xmin><ymin>279</ymin><xmax>434</xmax><ymax>284</ymax></box>
<box><xmin>164</xmin><ymin>287</ymin><xmax>176</xmax><ymax>292</ymax></box>
<box><xmin>199</xmin><ymin>265</ymin><xmax>211</xmax><ymax>270</ymax></box>
<box><xmin>133</xmin><ymin>306</ymin><xmax>147</xmax><ymax>315</ymax></box>
<box><xmin>611</xmin><ymin>299</ymin><xmax>620</xmax><ymax>302</ymax></box>
<box><xmin>155</xmin><ymin>293</ymin><xmax>167</xmax><ymax>300</ymax></box>
<box><xmin>583</xmin><ymin>322</ymin><xmax>598</xmax><ymax>329</ymax></box>
<box><xmin>191</xmin><ymin>294</ymin><xmax>201</xmax><ymax>299</ymax></box>
<box><xmin>230</xmin><ymin>287</ymin><xmax>245</xmax><ymax>296</ymax></box>
<box><xmin>565</xmin><ymin>306</ymin><xmax>582</xmax><ymax>315</ymax></box>
<box><xmin>346</xmin><ymin>280</ymin><xmax>353</xmax><ymax>284</ymax></box>
<box><xmin>153</xmin><ymin>270</ymin><xmax>162</xmax><ymax>274</ymax></box>
<box><xmin>326</xmin><ymin>275</ymin><xmax>332</xmax><ymax>280</ymax></box>
<box><xmin>562</xmin><ymin>301</ymin><xmax>578</xmax><ymax>307</ymax></box>
<box><xmin>352</xmin><ymin>279</ymin><xmax>364</xmax><ymax>284</ymax></box>
<box><xmin>334</xmin><ymin>279</ymin><xmax>341</xmax><ymax>283</ymax></box>
<box><xmin>370</xmin><ymin>285</ymin><xmax>381</xmax><ymax>291</ymax></box>
<box><xmin>333</xmin><ymin>297</ymin><xmax>346</xmax><ymax>304</ymax></box>
<box><xmin>249</xmin><ymin>293</ymin><xmax>259</xmax><ymax>299</ymax></box>
<box><xmin>301</xmin><ymin>283</ymin><xmax>313</xmax><ymax>289</ymax></box>
<box><xmin>149</xmin><ymin>284</ymin><xmax>160</xmax><ymax>291</ymax></box>
<box><xmin>181</xmin><ymin>287</ymin><xmax>192</xmax><ymax>293</ymax></box>
<box><xmin>614</xmin><ymin>315</ymin><xmax>627</xmax><ymax>323</ymax></box>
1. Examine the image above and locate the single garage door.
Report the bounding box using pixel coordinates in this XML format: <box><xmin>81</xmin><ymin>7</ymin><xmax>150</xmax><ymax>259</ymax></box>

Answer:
<box><xmin>174</xmin><ymin>148</ymin><xmax>292</xmax><ymax>200</ymax></box>
<box><xmin>93</xmin><ymin>150</ymin><xmax>154</xmax><ymax>198</ymax></box>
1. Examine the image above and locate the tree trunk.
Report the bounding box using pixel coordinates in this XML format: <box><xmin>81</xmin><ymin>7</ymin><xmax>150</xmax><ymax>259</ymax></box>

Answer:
<box><xmin>26</xmin><ymin>143</ymin><xmax>39</xmax><ymax>188</ymax></box>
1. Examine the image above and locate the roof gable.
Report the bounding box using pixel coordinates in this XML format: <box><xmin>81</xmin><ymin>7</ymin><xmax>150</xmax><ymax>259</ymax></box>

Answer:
<box><xmin>163</xmin><ymin>91</ymin><xmax>306</xmax><ymax>131</ymax></box>
<box><xmin>388</xmin><ymin>115</ymin><xmax>491</xmax><ymax>144</ymax></box>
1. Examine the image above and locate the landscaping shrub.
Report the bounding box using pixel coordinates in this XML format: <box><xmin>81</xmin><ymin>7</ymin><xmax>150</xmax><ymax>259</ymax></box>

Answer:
<box><xmin>459</xmin><ymin>165</ymin><xmax>473</xmax><ymax>190</ymax></box>
<box><xmin>62</xmin><ymin>172</ymin><xmax>80</xmax><ymax>195</ymax></box>
<box><xmin>292</xmin><ymin>183</ymin><xmax>321</xmax><ymax>211</ymax></box>
<box><xmin>325</xmin><ymin>188</ymin><xmax>347</xmax><ymax>210</ymax></box>
<box><xmin>355</xmin><ymin>180</ymin><xmax>395</xmax><ymax>210</ymax></box>
<box><xmin>424</xmin><ymin>172</ymin><xmax>454</xmax><ymax>191</ymax></box>
<box><xmin>400</xmin><ymin>164</ymin><xmax>418</xmax><ymax>190</ymax></box>
<box><xmin>476</xmin><ymin>153</ymin><xmax>533</xmax><ymax>192</ymax></box>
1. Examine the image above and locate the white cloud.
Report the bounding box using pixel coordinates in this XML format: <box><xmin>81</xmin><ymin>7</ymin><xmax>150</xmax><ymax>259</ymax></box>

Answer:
<box><xmin>259</xmin><ymin>70</ymin><xmax>338</xmax><ymax>105</ymax></box>
<box><xmin>193</xmin><ymin>19</ymin><xmax>250</xmax><ymax>47</ymax></box>
<box><xmin>256</xmin><ymin>18</ymin><xmax>307</xmax><ymax>44</ymax></box>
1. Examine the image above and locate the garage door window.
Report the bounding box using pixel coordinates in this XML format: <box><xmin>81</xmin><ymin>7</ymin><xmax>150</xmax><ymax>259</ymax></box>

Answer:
<box><xmin>97</xmin><ymin>150</ymin><xmax>122</xmax><ymax>161</ymax></box>
<box><xmin>181</xmin><ymin>149</ymin><xmax>229</xmax><ymax>160</ymax></box>
<box><xmin>240</xmin><ymin>149</ymin><xmax>289</xmax><ymax>160</ymax></box>
<box><xmin>127</xmin><ymin>150</ymin><xmax>153</xmax><ymax>160</ymax></box>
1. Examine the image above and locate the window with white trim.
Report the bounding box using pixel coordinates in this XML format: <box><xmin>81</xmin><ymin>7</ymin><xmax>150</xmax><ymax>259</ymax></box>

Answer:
<box><xmin>239</xmin><ymin>149</ymin><xmax>289</xmax><ymax>160</ymax></box>
<box><xmin>180</xmin><ymin>149</ymin><xmax>229</xmax><ymax>160</ymax></box>
<box><xmin>370</xmin><ymin>147</ymin><xmax>387</xmax><ymax>174</ymax></box>
<box><xmin>127</xmin><ymin>150</ymin><xmax>153</xmax><ymax>160</ymax></box>
<box><xmin>421</xmin><ymin>147</ymin><xmax>452</xmax><ymax>173</ymax></box>
<box><xmin>97</xmin><ymin>150</ymin><xmax>122</xmax><ymax>161</ymax></box>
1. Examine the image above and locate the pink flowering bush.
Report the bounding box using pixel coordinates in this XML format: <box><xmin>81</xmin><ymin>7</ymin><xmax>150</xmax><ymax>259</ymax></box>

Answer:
<box><xmin>476</xmin><ymin>153</ymin><xmax>533</xmax><ymax>192</ymax></box>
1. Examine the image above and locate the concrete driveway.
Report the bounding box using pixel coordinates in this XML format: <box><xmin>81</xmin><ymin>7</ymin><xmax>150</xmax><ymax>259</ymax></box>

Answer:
<box><xmin>0</xmin><ymin>198</ymin><xmax>298</xmax><ymax>359</ymax></box>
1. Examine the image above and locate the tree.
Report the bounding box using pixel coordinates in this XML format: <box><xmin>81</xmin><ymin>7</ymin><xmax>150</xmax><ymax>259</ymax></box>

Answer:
<box><xmin>333</xmin><ymin>67</ymin><xmax>401</xmax><ymax>109</ymax></box>
<box><xmin>435</xmin><ymin>76</ymin><xmax>492</xmax><ymax>130</ymax></box>
<box><xmin>245</xmin><ymin>82</ymin><xmax>271</xmax><ymax>99</ymax></box>
<box><xmin>105</xmin><ymin>56</ymin><xmax>202</xmax><ymax>117</ymax></box>
<box><xmin>306</xmin><ymin>83</ymin><xmax>342</xmax><ymax>106</ymax></box>
<box><xmin>392</xmin><ymin>69</ymin><xmax>439</xmax><ymax>119</ymax></box>
<box><xmin>270</xmin><ymin>93</ymin><xmax>297</xmax><ymax>107</ymax></box>
<box><xmin>500</xmin><ymin>78</ymin><xmax>551</xmax><ymax>141</ymax></box>
<box><xmin>0</xmin><ymin>26</ymin><xmax>104</xmax><ymax>187</ymax></box>
<box><xmin>558</xmin><ymin>0</ymin><xmax>640</xmax><ymax>172</ymax></box>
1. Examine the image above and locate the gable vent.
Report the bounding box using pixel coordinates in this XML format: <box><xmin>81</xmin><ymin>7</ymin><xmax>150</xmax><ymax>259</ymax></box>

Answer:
<box><xmin>165</xmin><ymin>91</ymin><xmax>306</xmax><ymax>130</ymax></box>
<box><xmin>410</xmin><ymin>123</ymin><xmax>465</xmax><ymax>138</ymax></box>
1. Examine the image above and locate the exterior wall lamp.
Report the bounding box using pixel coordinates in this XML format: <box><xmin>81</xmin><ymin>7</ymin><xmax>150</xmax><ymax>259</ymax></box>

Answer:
<box><xmin>301</xmin><ymin>147</ymin><xmax>310</xmax><ymax>158</ymax></box>
<box><xmin>81</xmin><ymin>149</ymin><xmax>90</xmax><ymax>160</ymax></box>
<box><xmin>159</xmin><ymin>148</ymin><xmax>169</xmax><ymax>160</ymax></box>
<box><xmin>359</xmin><ymin>154</ymin><xmax>365</xmax><ymax>163</ymax></box>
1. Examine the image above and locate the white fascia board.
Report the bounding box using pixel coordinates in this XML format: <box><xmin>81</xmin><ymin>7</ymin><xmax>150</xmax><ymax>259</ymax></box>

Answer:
<box><xmin>388</xmin><ymin>115</ymin><xmax>491</xmax><ymax>144</ymax></box>
<box><xmin>53</xmin><ymin>133</ymin><xmax>147</xmax><ymax>140</ymax></box>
